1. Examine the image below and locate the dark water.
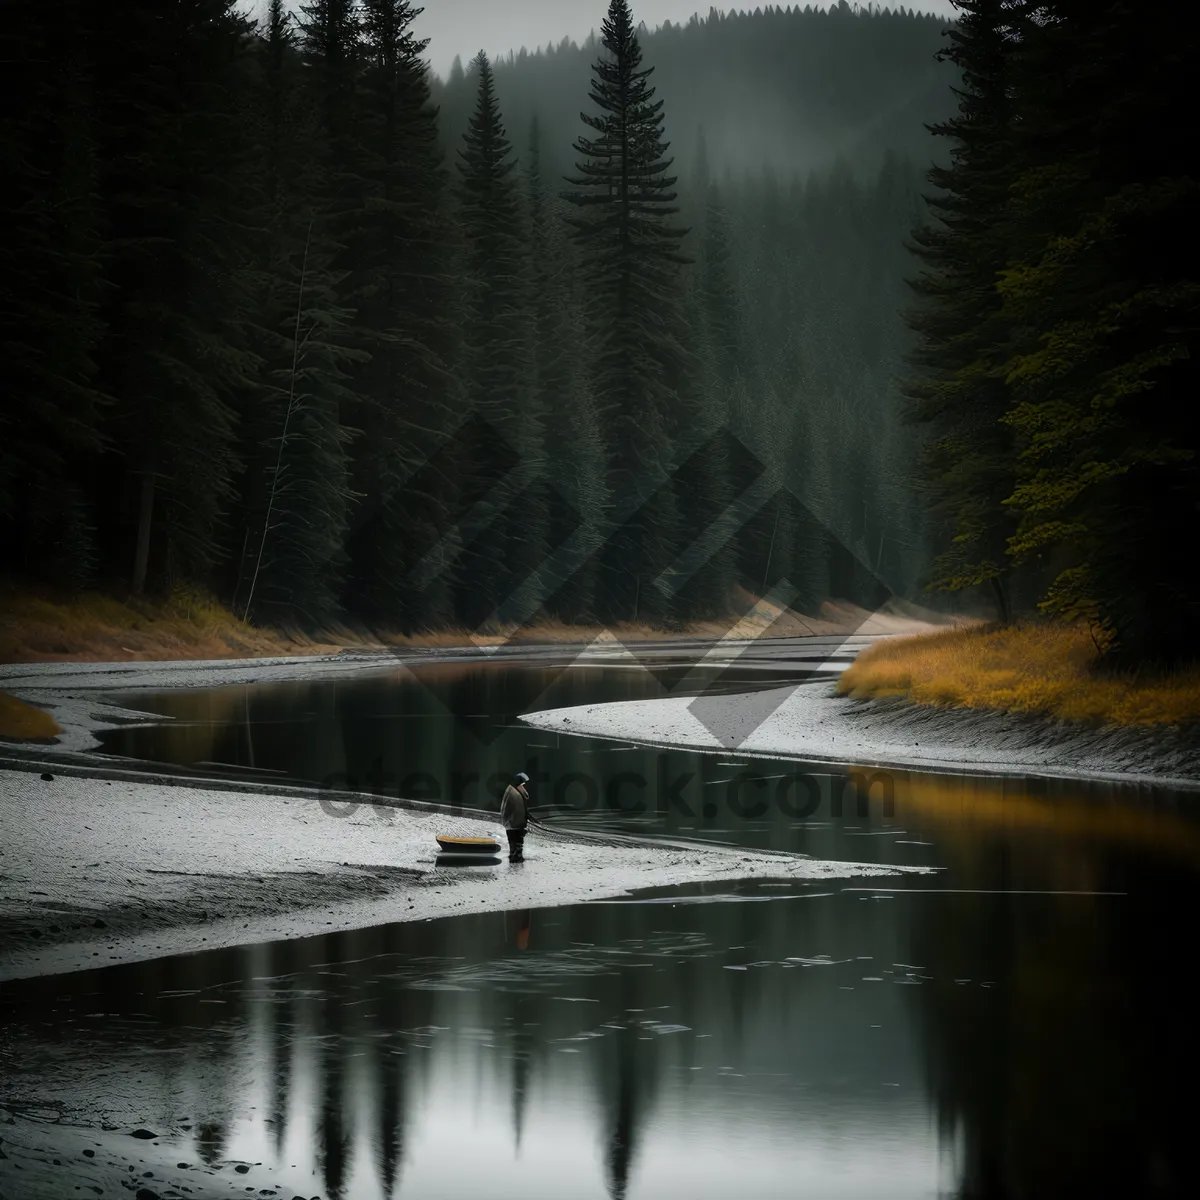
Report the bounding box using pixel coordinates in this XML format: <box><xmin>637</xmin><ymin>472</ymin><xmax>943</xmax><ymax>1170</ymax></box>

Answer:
<box><xmin>96</xmin><ymin>660</ymin><xmax>843</xmax><ymax>839</ymax></box>
<box><xmin>4</xmin><ymin>663</ymin><xmax>1200</xmax><ymax>1197</ymax></box>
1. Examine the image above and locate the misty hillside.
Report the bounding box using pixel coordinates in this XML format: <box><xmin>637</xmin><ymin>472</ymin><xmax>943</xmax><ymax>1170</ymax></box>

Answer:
<box><xmin>426</xmin><ymin>4</ymin><xmax>959</xmax><ymax>600</ymax></box>
<box><xmin>433</xmin><ymin>4</ymin><xmax>956</xmax><ymax>180</ymax></box>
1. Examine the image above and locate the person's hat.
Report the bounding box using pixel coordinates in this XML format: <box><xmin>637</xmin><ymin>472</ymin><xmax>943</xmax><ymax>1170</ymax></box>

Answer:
<box><xmin>515</xmin><ymin>771</ymin><xmax>530</xmax><ymax>783</ymax></box>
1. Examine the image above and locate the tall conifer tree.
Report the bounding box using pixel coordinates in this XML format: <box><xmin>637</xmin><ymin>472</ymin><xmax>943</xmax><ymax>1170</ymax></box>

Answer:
<box><xmin>527</xmin><ymin>116</ymin><xmax>607</xmax><ymax>622</ymax></box>
<box><xmin>237</xmin><ymin>0</ymin><xmax>357</xmax><ymax>625</ymax></box>
<box><xmin>91</xmin><ymin>0</ymin><xmax>256</xmax><ymax>594</ymax></box>
<box><xmin>564</xmin><ymin>0</ymin><xmax>691</xmax><ymax>624</ymax></box>
<box><xmin>453</xmin><ymin>52</ymin><xmax>536</xmax><ymax>626</ymax></box>
<box><xmin>998</xmin><ymin>0</ymin><xmax>1200</xmax><ymax>660</ymax></box>
<box><xmin>1</xmin><ymin>2</ymin><xmax>104</xmax><ymax>586</ymax></box>
<box><xmin>344</xmin><ymin>0</ymin><xmax>457</xmax><ymax>628</ymax></box>
<box><xmin>675</xmin><ymin>141</ymin><xmax>742</xmax><ymax>617</ymax></box>
<box><xmin>905</xmin><ymin>0</ymin><xmax>1021</xmax><ymax>620</ymax></box>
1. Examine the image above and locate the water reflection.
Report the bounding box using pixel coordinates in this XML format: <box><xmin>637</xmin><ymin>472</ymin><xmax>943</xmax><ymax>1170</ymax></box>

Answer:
<box><xmin>24</xmin><ymin>662</ymin><xmax>1197</xmax><ymax>1196</ymax></box>
<box><xmin>97</xmin><ymin>660</ymin><xmax>801</xmax><ymax>785</ymax></box>
<box><xmin>96</xmin><ymin>664</ymin><xmax>1198</xmax><ymax>858</ymax></box>
<box><xmin>2</xmin><ymin>892</ymin><xmax>935</xmax><ymax>1198</ymax></box>
<box><xmin>4</xmin><ymin>864</ymin><xmax>1196</xmax><ymax>1198</ymax></box>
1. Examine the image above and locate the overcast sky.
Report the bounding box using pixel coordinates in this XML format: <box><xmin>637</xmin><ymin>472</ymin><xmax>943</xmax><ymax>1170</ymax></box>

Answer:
<box><xmin>265</xmin><ymin>3</ymin><xmax>957</xmax><ymax>80</ymax></box>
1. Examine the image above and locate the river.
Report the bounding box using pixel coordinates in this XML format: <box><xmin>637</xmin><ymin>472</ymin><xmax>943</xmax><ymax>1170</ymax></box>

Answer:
<box><xmin>2</xmin><ymin>659</ymin><xmax>1197</xmax><ymax>1197</ymax></box>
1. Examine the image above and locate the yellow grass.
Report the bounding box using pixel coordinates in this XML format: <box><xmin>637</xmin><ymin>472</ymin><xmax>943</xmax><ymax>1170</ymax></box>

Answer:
<box><xmin>837</xmin><ymin>622</ymin><xmax>1200</xmax><ymax>726</ymax></box>
<box><xmin>0</xmin><ymin>587</ymin><xmax>348</xmax><ymax>664</ymax></box>
<box><xmin>0</xmin><ymin>579</ymin><xmax>961</xmax><ymax>669</ymax></box>
<box><xmin>1</xmin><ymin>586</ymin><xmax>742</xmax><ymax>664</ymax></box>
<box><xmin>870</xmin><ymin>768</ymin><xmax>1200</xmax><ymax>871</ymax></box>
<box><xmin>2</xmin><ymin>580</ymin><xmax>957</xmax><ymax>666</ymax></box>
<box><xmin>0</xmin><ymin>692</ymin><xmax>63</xmax><ymax>740</ymax></box>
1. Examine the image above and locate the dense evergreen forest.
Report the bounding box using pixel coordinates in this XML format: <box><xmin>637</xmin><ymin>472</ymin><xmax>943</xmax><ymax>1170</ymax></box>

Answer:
<box><xmin>3</xmin><ymin>0</ymin><xmax>1195</xmax><ymax>661</ymax></box>
<box><xmin>2</xmin><ymin>0</ymin><xmax>949</xmax><ymax>632</ymax></box>
<box><xmin>906</xmin><ymin>0</ymin><xmax>1200</xmax><ymax>662</ymax></box>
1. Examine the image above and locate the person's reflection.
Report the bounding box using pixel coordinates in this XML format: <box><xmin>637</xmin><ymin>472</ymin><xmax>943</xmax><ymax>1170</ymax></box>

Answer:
<box><xmin>516</xmin><ymin>909</ymin><xmax>531</xmax><ymax>951</ymax></box>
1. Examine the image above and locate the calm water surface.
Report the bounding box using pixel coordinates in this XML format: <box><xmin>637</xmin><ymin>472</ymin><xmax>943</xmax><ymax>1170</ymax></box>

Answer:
<box><xmin>3</xmin><ymin>662</ymin><xmax>1198</xmax><ymax>1197</ymax></box>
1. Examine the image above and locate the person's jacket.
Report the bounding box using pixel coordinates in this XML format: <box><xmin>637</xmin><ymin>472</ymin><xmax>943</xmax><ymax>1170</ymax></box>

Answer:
<box><xmin>501</xmin><ymin>783</ymin><xmax>528</xmax><ymax>830</ymax></box>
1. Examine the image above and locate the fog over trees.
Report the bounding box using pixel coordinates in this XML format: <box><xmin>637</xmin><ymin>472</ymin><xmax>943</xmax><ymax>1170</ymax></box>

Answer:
<box><xmin>3</xmin><ymin>0</ymin><xmax>1194</xmax><ymax>659</ymax></box>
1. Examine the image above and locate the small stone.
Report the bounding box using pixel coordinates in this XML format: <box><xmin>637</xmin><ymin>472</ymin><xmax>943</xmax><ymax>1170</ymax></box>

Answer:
<box><xmin>235</xmin><ymin>1165</ymin><xmax>250</xmax><ymax>1174</ymax></box>
<box><xmin>136</xmin><ymin>1189</ymin><xmax>163</xmax><ymax>1200</ymax></box>
<box><xmin>41</xmin><ymin>773</ymin><xmax>55</xmax><ymax>782</ymax></box>
<box><xmin>130</xmin><ymin>1129</ymin><xmax>159</xmax><ymax>1140</ymax></box>
<box><xmin>94</xmin><ymin>919</ymin><xmax>107</xmax><ymax>929</ymax></box>
<box><xmin>83</xmin><ymin>1150</ymin><xmax>95</xmax><ymax>1158</ymax></box>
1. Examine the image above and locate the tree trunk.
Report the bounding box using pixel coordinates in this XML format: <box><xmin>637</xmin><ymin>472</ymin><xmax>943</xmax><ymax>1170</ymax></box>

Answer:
<box><xmin>990</xmin><ymin>574</ymin><xmax>1011</xmax><ymax>625</ymax></box>
<box><xmin>131</xmin><ymin>464</ymin><xmax>156</xmax><ymax>595</ymax></box>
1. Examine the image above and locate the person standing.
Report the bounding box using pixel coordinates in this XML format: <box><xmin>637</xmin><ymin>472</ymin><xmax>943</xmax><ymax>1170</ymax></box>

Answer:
<box><xmin>500</xmin><ymin>771</ymin><xmax>531</xmax><ymax>861</ymax></box>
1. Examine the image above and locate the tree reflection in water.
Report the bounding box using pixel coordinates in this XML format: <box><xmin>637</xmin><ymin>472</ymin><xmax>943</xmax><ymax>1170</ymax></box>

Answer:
<box><xmin>4</xmin><ymin>781</ymin><xmax>1200</xmax><ymax>1198</ymax></box>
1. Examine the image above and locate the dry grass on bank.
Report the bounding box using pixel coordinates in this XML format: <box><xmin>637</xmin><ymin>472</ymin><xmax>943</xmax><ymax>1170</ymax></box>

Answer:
<box><xmin>0</xmin><ymin>584</ymin><xmax>959</xmax><ymax>667</ymax></box>
<box><xmin>0</xmin><ymin>692</ymin><xmax>63</xmax><ymax>740</ymax></box>
<box><xmin>0</xmin><ymin>589</ymin><xmax>348</xmax><ymax>664</ymax></box>
<box><xmin>837</xmin><ymin>622</ymin><xmax>1200</xmax><ymax>727</ymax></box>
<box><xmin>0</xmin><ymin>589</ymin><xmax>747</xmax><ymax>664</ymax></box>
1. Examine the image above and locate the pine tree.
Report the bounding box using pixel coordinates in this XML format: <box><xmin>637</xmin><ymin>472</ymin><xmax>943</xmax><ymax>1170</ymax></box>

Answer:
<box><xmin>905</xmin><ymin>0</ymin><xmax>1022</xmax><ymax>621</ymax></box>
<box><xmin>564</xmin><ymin>0</ymin><xmax>691</xmax><ymax>625</ymax></box>
<box><xmin>526</xmin><ymin>115</ymin><xmax>560</xmax><ymax>437</ymax></box>
<box><xmin>240</xmin><ymin>225</ymin><xmax>358</xmax><ymax>626</ymax></box>
<box><xmin>0</xmin><ymin>3</ymin><xmax>105</xmax><ymax>586</ymax></box>
<box><xmin>672</xmin><ymin>148</ymin><xmax>744</xmax><ymax>618</ymax></box>
<box><xmin>997</xmin><ymin>0</ymin><xmax>1200</xmax><ymax>661</ymax></box>
<box><xmin>451</xmin><ymin>52</ymin><xmax>537</xmax><ymax>628</ymax></box>
<box><xmin>667</xmin><ymin>139</ymin><xmax>748</xmax><ymax>619</ymax></box>
<box><xmin>236</xmin><ymin>0</ymin><xmax>357</xmax><ymax>626</ymax></box>
<box><xmin>526</xmin><ymin>116</ymin><xmax>607</xmax><ymax>623</ymax></box>
<box><xmin>342</xmin><ymin>0</ymin><xmax>458</xmax><ymax>629</ymax></box>
<box><xmin>89</xmin><ymin>0</ymin><xmax>257</xmax><ymax>594</ymax></box>
<box><xmin>698</xmin><ymin>183</ymin><xmax>745</xmax><ymax>405</ymax></box>
<box><xmin>296</xmin><ymin>0</ymin><xmax>361</xmax><ymax>164</ymax></box>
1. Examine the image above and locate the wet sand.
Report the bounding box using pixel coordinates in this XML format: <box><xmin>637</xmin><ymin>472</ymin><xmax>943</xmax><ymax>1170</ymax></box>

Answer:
<box><xmin>0</xmin><ymin>764</ymin><xmax>913</xmax><ymax>982</ymax></box>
